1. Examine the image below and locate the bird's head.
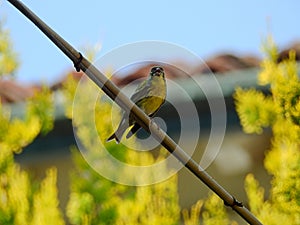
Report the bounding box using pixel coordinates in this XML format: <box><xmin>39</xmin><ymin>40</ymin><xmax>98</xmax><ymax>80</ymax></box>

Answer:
<box><xmin>150</xmin><ymin>66</ymin><xmax>164</xmax><ymax>77</ymax></box>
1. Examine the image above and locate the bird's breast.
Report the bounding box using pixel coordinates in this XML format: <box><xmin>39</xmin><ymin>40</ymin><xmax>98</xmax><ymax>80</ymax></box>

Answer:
<box><xmin>137</xmin><ymin>96</ymin><xmax>165</xmax><ymax>115</ymax></box>
<box><xmin>148</xmin><ymin>77</ymin><xmax>166</xmax><ymax>99</ymax></box>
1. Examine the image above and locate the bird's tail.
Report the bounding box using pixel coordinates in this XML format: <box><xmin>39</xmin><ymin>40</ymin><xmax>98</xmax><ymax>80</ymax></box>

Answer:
<box><xmin>126</xmin><ymin>123</ymin><xmax>141</xmax><ymax>139</ymax></box>
<box><xmin>106</xmin><ymin>132</ymin><xmax>120</xmax><ymax>144</ymax></box>
<box><xmin>106</xmin><ymin>120</ymin><xmax>128</xmax><ymax>144</ymax></box>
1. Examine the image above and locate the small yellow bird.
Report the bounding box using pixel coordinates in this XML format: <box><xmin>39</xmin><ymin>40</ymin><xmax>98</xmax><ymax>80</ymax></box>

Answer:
<box><xmin>107</xmin><ymin>66</ymin><xmax>167</xmax><ymax>143</ymax></box>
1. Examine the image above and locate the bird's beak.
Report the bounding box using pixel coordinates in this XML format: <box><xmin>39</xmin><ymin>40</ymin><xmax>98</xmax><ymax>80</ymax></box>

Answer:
<box><xmin>153</xmin><ymin>71</ymin><xmax>163</xmax><ymax>77</ymax></box>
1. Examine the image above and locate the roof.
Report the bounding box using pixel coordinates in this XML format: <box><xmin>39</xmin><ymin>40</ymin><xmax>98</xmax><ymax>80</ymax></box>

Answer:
<box><xmin>1</xmin><ymin>42</ymin><xmax>300</xmax><ymax>105</ymax></box>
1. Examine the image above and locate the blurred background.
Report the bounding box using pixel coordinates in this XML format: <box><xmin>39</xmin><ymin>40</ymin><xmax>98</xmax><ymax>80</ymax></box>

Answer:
<box><xmin>1</xmin><ymin>1</ymin><xmax>300</xmax><ymax>224</ymax></box>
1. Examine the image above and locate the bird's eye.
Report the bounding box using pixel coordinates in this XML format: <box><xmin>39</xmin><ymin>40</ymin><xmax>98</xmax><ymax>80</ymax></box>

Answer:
<box><xmin>151</xmin><ymin>66</ymin><xmax>163</xmax><ymax>74</ymax></box>
<box><xmin>151</xmin><ymin>67</ymin><xmax>157</xmax><ymax>73</ymax></box>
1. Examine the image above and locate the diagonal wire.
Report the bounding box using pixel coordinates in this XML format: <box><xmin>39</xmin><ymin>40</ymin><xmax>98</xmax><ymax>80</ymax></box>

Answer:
<box><xmin>6</xmin><ymin>0</ymin><xmax>263</xmax><ymax>224</ymax></box>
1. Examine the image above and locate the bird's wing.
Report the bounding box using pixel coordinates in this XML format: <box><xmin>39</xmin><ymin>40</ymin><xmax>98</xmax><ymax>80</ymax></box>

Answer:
<box><xmin>130</xmin><ymin>79</ymin><xmax>150</xmax><ymax>103</ymax></box>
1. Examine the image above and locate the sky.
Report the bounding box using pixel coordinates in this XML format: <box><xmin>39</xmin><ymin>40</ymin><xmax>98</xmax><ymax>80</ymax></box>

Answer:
<box><xmin>1</xmin><ymin>0</ymin><xmax>300</xmax><ymax>84</ymax></box>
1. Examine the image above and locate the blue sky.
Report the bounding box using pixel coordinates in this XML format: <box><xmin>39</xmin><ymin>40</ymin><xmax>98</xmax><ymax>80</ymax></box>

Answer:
<box><xmin>1</xmin><ymin>1</ymin><xmax>300</xmax><ymax>84</ymax></box>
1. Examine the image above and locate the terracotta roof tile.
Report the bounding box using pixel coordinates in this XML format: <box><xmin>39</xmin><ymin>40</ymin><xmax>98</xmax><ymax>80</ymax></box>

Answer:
<box><xmin>0</xmin><ymin>80</ymin><xmax>38</xmax><ymax>104</ymax></box>
<box><xmin>2</xmin><ymin>42</ymin><xmax>300</xmax><ymax>104</ymax></box>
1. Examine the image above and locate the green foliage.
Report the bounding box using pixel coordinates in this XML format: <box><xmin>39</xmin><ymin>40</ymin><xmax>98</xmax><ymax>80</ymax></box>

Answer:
<box><xmin>0</xmin><ymin>21</ymin><xmax>61</xmax><ymax>224</ymax></box>
<box><xmin>0</xmin><ymin>86</ymin><xmax>54</xmax><ymax>154</ymax></box>
<box><xmin>26</xmin><ymin>86</ymin><xmax>54</xmax><ymax>135</ymax></box>
<box><xmin>235</xmin><ymin>37</ymin><xmax>300</xmax><ymax>224</ymax></box>
<box><xmin>182</xmin><ymin>194</ymin><xmax>236</xmax><ymax>225</ymax></box>
<box><xmin>182</xmin><ymin>199</ymin><xmax>203</xmax><ymax>225</ymax></box>
<box><xmin>0</xmin><ymin>103</ymin><xmax>35</xmax><ymax>153</ymax></box>
<box><xmin>0</xmin><ymin>90</ymin><xmax>62</xmax><ymax>225</ymax></box>
<box><xmin>31</xmin><ymin>168</ymin><xmax>65</xmax><ymax>225</ymax></box>
<box><xmin>115</xmin><ymin>175</ymin><xmax>179</xmax><ymax>225</ymax></box>
<box><xmin>202</xmin><ymin>194</ymin><xmax>229</xmax><ymax>225</ymax></box>
<box><xmin>234</xmin><ymin>87</ymin><xmax>276</xmax><ymax>134</ymax></box>
<box><xmin>63</xmin><ymin>75</ymin><xmax>181</xmax><ymax>225</ymax></box>
<box><xmin>0</xmin><ymin>21</ymin><xmax>19</xmax><ymax>77</ymax></box>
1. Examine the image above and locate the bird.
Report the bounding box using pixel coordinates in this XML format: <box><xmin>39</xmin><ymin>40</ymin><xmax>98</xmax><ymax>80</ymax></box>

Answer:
<box><xmin>107</xmin><ymin>66</ymin><xmax>167</xmax><ymax>143</ymax></box>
